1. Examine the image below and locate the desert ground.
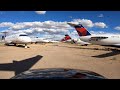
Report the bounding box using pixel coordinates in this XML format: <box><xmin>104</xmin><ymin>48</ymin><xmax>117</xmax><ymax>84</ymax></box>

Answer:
<box><xmin>0</xmin><ymin>42</ymin><xmax>120</xmax><ymax>79</ymax></box>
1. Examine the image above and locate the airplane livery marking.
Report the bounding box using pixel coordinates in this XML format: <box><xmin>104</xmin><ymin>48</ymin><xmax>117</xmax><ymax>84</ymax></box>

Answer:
<box><xmin>65</xmin><ymin>36</ymin><xmax>71</xmax><ymax>40</ymax></box>
<box><xmin>74</xmin><ymin>24</ymin><xmax>91</xmax><ymax>36</ymax></box>
<box><xmin>76</xmin><ymin>27</ymin><xmax>87</xmax><ymax>36</ymax></box>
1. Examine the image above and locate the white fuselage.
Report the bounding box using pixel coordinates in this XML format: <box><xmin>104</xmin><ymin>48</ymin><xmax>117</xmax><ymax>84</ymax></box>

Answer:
<box><xmin>80</xmin><ymin>34</ymin><xmax>120</xmax><ymax>46</ymax></box>
<box><xmin>48</xmin><ymin>40</ymin><xmax>59</xmax><ymax>43</ymax></box>
<box><xmin>4</xmin><ymin>33</ymin><xmax>32</xmax><ymax>44</ymax></box>
<box><xmin>31</xmin><ymin>37</ymin><xmax>50</xmax><ymax>43</ymax></box>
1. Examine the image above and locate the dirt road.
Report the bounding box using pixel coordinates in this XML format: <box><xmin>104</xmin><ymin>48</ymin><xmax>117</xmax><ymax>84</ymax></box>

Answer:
<box><xmin>0</xmin><ymin>43</ymin><xmax>120</xmax><ymax>79</ymax></box>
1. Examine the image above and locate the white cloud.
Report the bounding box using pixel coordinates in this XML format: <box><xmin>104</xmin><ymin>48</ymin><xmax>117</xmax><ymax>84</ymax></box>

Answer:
<box><xmin>94</xmin><ymin>22</ymin><xmax>107</xmax><ymax>28</ymax></box>
<box><xmin>71</xmin><ymin>19</ymin><xmax>107</xmax><ymax>28</ymax></box>
<box><xmin>11</xmin><ymin>25</ymin><xmax>25</xmax><ymax>30</ymax></box>
<box><xmin>10</xmin><ymin>22</ymin><xmax>43</xmax><ymax>30</ymax></box>
<box><xmin>0</xmin><ymin>19</ymin><xmax>108</xmax><ymax>40</ymax></box>
<box><xmin>2</xmin><ymin>30</ymin><xmax>27</xmax><ymax>36</ymax></box>
<box><xmin>98</xmin><ymin>14</ymin><xmax>104</xmax><ymax>18</ymax></box>
<box><xmin>43</xmin><ymin>28</ymin><xmax>68</xmax><ymax>35</ymax></box>
<box><xmin>70</xmin><ymin>30</ymin><xmax>78</xmax><ymax>36</ymax></box>
<box><xmin>62</xmin><ymin>29</ymin><xmax>79</xmax><ymax>40</ymax></box>
<box><xmin>98</xmin><ymin>31</ymin><xmax>105</xmax><ymax>34</ymax></box>
<box><xmin>1</xmin><ymin>19</ymin><xmax>107</xmax><ymax>35</ymax></box>
<box><xmin>9</xmin><ymin>21</ymin><xmax>71</xmax><ymax>31</ymax></box>
<box><xmin>69</xmin><ymin>16</ymin><xmax>73</xmax><ymax>18</ymax></box>
<box><xmin>90</xmin><ymin>30</ymin><xmax>106</xmax><ymax>35</ymax></box>
<box><xmin>114</xmin><ymin>26</ymin><xmax>120</xmax><ymax>30</ymax></box>
<box><xmin>72</xmin><ymin>19</ymin><xmax>94</xmax><ymax>28</ymax></box>
<box><xmin>4</xmin><ymin>21</ymin><xmax>71</xmax><ymax>37</ymax></box>
<box><xmin>23</xmin><ymin>29</ymin><xmax>34</xmax><ymax>34</ymax></box>
<box><xmin>90</xmin><ymin>30</ymin><xmax>95</xmax><ymax>34</ymax></box>
<box><xmin>69</xmin><ymin>31</ymin><xmax>79</xmax><ymax>39</ymax></box>
<box><xmin>39</xmin><ymin>34</ymin><xmax>65</xmax><ymax>41</ymax></box>
<box><xmin>35</xmin><ymin>11</ymin><xmax>46</xmax><ymax>14</ymax></box>
<box><xmin>34</xmin><ymin>28</ymin><xmax>44</xmax><ymax>33</ymax></box>
<box><xmin>0</xmin><ymin>22</ymin><xmax>14</xmax><ymax>27</ymax></box>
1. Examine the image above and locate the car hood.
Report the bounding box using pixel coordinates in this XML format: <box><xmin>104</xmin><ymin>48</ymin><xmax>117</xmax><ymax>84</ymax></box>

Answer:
<box><xmin>11</xmin><ymin>68</ymin><xmax>106</xmax><ymax>79</ymax></box>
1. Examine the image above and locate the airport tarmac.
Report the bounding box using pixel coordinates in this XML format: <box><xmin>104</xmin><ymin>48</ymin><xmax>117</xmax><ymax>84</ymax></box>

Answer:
<box><xmin>0</xmin><ymin>42</ymin><xmax>120</xmax><ymax>79</ymax></box>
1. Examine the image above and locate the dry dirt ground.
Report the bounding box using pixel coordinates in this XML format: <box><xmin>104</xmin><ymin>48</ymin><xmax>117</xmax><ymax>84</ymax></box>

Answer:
<box><xmin>0</xmin><ymin>42</ymin><xmax>120</xmax><ymax>79</ymax></box>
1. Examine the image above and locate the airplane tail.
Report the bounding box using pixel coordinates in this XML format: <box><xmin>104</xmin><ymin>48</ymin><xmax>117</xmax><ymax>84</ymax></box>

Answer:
<box><xmin>67</xmin><ymin>23</ymin><xmax>91</xmax><ymax>36</ymax></box>
<box><xmin>61</xmin><ymin>34</ymin><xmax>71</xmax><ymax>41</ymax></box>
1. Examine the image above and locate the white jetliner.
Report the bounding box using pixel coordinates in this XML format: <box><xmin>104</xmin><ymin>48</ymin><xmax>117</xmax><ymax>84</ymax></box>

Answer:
<box><xmin>2</xmin><ymin>33</ymin><xmax>32</xmax><ymax>48</ymax></box>
<box><xmin>43</xmin><ymin>37</ymin><xmax>59</xmax><ymax>43</ymax></box>
<box><xmin>48</xmin><ymin>40</ymin><xmax>59</xmax><ymax>43</ymax></box>
<box><xmin>61</xmin><ymin>34</ymin><xmax>74</xmax><ymax>43</ymax></box>
<box><xmin>61</xmin><ymin>34</ymin><xmax>90</xmax><ymax>45</ymax></box>
<box><xmin>68</xmin><ymin>23</ymin><xmax>120</xmax><ymax>47</ymax></box>
<box><xmin>32</xmin><ymin>37</ymin><xmax>59</xmax><ymax>43</ymax></box>
<box><xmin>31</xmin><ymin>37</ymin><xmax>50</xmax><ymax>44</ymax></box>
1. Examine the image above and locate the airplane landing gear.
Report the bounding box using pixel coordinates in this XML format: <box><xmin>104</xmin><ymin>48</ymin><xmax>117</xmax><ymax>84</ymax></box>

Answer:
<box><xmin>14</xmin><ymin>43</ymin><xmax>16</xmax><ymax>46</ymax></box>
<box><xmin>25</xmin><ymin>45</ymin><xmax>28</xmax><ymax>48</ymax></box>
<box><xmin>25</xmin><ymin>44</ymin><xmax>30</xmax><ymax>48</ymax></box>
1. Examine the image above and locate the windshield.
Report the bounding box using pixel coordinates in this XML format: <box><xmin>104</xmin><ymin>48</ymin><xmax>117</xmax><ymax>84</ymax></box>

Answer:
<box><xmin>19</xmin><ymin>34</ymin><xmax>28</xmax><ymax>36</ymax></box>
<box><xmin>0</xmin><ymin>11</ymin><xmax>120</xmax><ymax>79</ymax></box>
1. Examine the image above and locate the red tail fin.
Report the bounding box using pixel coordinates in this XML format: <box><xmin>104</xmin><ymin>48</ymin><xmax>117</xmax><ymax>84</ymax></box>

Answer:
<box><xmin>67</xmin><ymin>23</ymin><xmax>91</xmax><ymax>36</ymax></box>
<box><xmin>61</xmin><ymin>34</ymin><xmax>71</xmax><ymax>41</ymax></box>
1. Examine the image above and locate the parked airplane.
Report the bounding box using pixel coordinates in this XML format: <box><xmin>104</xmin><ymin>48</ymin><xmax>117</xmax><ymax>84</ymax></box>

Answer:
<box><xmin>31</xmin><ymin>37</ymin><xmax>50</xmax><ymax>44</ymax></box>
<box><xmin>44</xmin><ymin>36</ymin><xmax>60</xmax><ymax>43</ymax></box>
<box><xmin>49</xmin><ymin>40</ymin><xmax>59</xmax><ymax>43</ymax></box>
<box><xmin>61</xmin><ymin>34</ymin><xmax>90</xmax><ymax>45</ymax></box>
<box><xmin>31</xmin><ymin>36</ymin><xmax>59</xmax><ymax>44</ymax></box>
<box><xmin>68</xmin><ymin>23</ymin><xmax>120</xmax><ymax>47</ymax></box>
<box><xmin>61</xmin><ymin>34</ymin><xmax>74</xmax><ymax>43</ymax></box>
<box><xmin>1</xmin><ymin>32</ymin><xmax>32</xmax><ymax>48</ymax></box>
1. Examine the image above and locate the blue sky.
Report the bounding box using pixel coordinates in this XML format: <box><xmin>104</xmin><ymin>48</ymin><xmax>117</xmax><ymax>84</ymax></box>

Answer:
<box><xmin>0</xmin><ymin>11</ymin><xmax>120</xmax><ymax>40</ymax></box>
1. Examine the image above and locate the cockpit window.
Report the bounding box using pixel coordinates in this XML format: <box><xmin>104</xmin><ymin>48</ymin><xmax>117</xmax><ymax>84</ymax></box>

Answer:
<box><xmin>19</xmin><ymin>34</ymin><xmax>28</xmax><ymax>36</ymax></box>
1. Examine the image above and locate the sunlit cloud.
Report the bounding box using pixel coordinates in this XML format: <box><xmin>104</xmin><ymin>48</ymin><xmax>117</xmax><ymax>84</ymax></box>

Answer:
<box><xmin>114</xmin><ymin>26</ymin><xmax>120</xmax><ymax>30</ymax></box>
<box><xmin>98</xmin><ymin>14</ymin><xmax>104</xmax><ymax>18</ymax></box>
<box><xmin>35</xmin><ymin>11</ymin><xmax>46</xmax><ymax>14</ymax></box>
